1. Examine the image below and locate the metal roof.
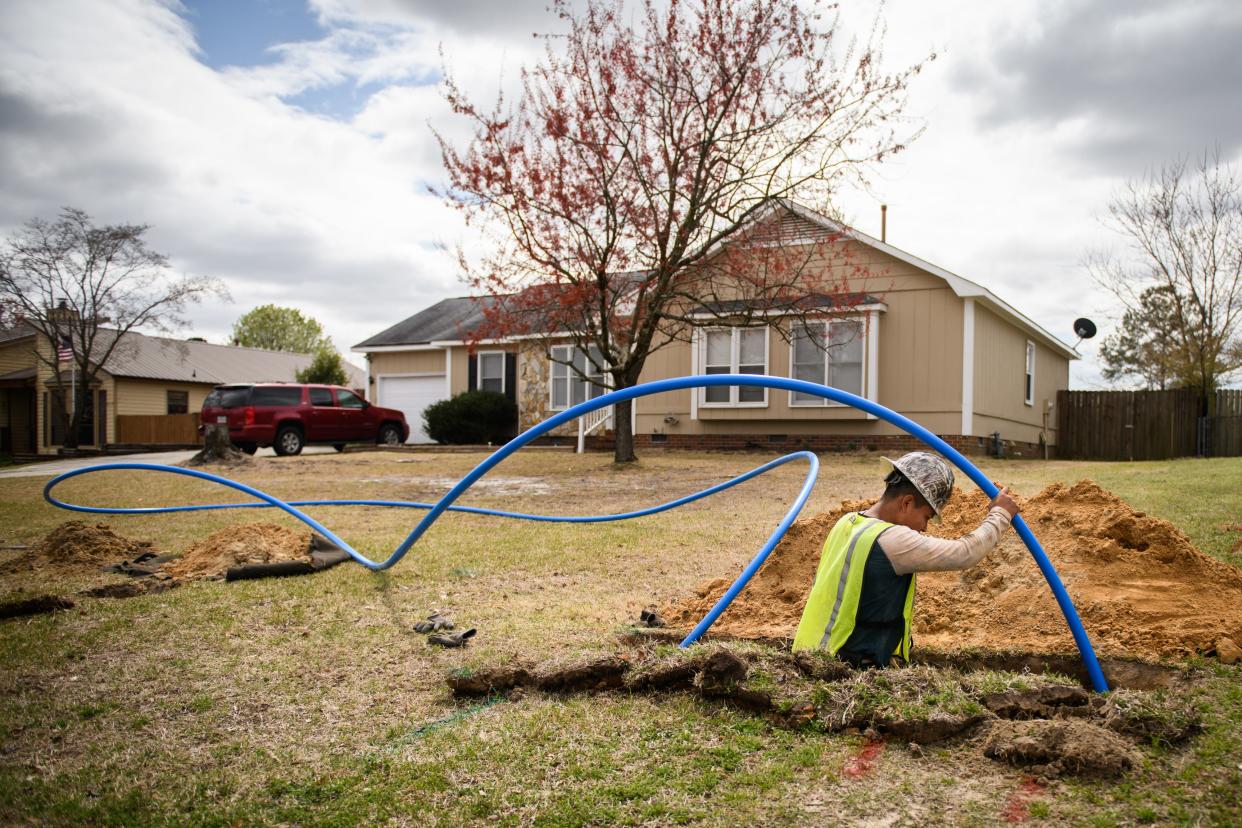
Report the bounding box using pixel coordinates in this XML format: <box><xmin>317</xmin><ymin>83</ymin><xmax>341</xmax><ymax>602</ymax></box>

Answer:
<box><xmin>3</xmin><ymin>324</ymin><xmax>363</xmax><ymax>387</ymax></box>
<box><xmin>100</xmin><ymin>332</ymin><xmax>364</xmax><ymax>387</ymax></box>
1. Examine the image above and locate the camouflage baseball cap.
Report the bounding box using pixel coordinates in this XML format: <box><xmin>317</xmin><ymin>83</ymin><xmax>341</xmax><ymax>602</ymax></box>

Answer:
<box><xmin>882</xmin><ymin>451</ymin><xmax>955</xmax><ymax>517</ymax></box>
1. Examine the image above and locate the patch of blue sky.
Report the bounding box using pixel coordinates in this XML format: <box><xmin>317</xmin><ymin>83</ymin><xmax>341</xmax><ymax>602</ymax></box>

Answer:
<box><xmin>284</xmin><ymin>78</ymin><xmax>386</xmax><ymax>121</ymax></box>
<box><xmin>286</xmin><ymin>63</ymin><xmax>441</xmax><ymax>122</ymax></box>
<box><xmin>180</xmin><ymin>0</ymin><xmax>325</xmax><ymax>69</ymax></box>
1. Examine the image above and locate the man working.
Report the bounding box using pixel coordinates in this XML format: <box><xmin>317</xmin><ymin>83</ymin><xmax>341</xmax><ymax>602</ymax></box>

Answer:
<box><xmin>793</xmin><ymin>451</ymin><xmax>1020</xmax><ymax>667</ymax></box>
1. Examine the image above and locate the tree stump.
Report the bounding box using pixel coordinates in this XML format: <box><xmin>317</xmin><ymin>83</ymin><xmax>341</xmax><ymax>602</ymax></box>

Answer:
<box><xmin>185</xmin><ymin>423</ymin><xmax>250</xmax><ymax>466</ymax></box>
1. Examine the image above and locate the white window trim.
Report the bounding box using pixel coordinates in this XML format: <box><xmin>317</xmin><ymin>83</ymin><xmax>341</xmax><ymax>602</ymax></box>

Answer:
<box><xmin>547</xmin><ymin>345</ymin><xmax>609</xmax><ymax>411</ymax></box>
<box><xmin>477</xmin><ymin>350</ymin><xmax>506</xmax><ymax>394</ymax></box>
<box><xmin>865</xmin><ymin>309</ymin><xmax>880</xmax><ymax>419</ymax></box>
<box><xmin>690</xmin><ymin>330</ymin><xmax>700</xmax><ymax>420</ymax></box>
<box><xmin>697</xmin><ymin>326</ymin><xmax>770</xmax><ymax>408</ymax></box>
<box><xmin>786</xmin><ymin>315</ymin><xmax>870</xmax><ymax>407</ymax></box>
<box><xmin>962</xmin><ymin>299</ymin><xmax>975</xmax><ymax>436</ymax></box>
<box><xmin>1024</xmin><ymin>340</ymin><xmax>1036</xmax><ymax>406</ymax></box>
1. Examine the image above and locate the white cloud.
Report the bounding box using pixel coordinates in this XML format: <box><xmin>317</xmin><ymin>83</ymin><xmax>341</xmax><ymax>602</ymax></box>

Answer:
<box><xmin>1</xmin><ymin>0</ymin><xmax>1234</xmax><ymax>388</ymax></box>
<box><xmin>0</xmin><ymin>0</ymin><xmax>477</xmax><ymax>353</ymax></box>
<box><xmin>309</xmin><ymin>0</ymin><xmax>574</xmax><ymax>36</ymax></box>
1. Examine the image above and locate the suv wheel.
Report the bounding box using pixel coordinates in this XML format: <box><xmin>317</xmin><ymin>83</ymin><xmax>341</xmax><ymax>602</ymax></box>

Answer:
<box><xmin>378</xmin><ymin>424</ymin><xmax>402</xmax><ymax>446</ymax></box>
<box><xmin>274</xmin><ymin>425</ymin><xmax>304</xmax><ymax>456</ymax></box>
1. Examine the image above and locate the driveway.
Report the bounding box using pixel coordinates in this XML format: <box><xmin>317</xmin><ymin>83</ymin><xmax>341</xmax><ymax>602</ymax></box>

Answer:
<box><xmin>0</xmin><ymin>446</ymin><xmax>336</xmax><ymax>479</ymax></box>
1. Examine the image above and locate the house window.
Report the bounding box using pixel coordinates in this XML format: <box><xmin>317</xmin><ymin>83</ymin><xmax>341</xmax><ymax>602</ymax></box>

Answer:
<box><xmin>478</xmin><ymin>352</ymin><xmax>505</xmax><ymax>394</ymax></box>
<box><xmin>550</xmin><ymin>345</ymin><xmax>608</xmax><ymax>409</ymax></box>
<box><xmin>700</xmin><ymin>327</ymin><xmax>768</xmax><ymax>406</ymax></box>
<box><xmin>166</xmin><ymin>390</ymin><xmax>188</xmax><ymax>415</ymax></box>
<box><xmin>1024</xmin><ymin>341</ymin><xmax>1035</xmax><ymax>406</ymax></box>
<box><xmin>791</xmin><ymin>319</ymin><xmax>864</xmax><ymax>405</ymax></box>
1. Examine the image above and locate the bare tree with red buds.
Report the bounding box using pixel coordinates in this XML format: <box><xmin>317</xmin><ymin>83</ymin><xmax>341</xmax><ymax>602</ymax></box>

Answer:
<box><xmin>437</xmin><ymin>0</ymin><xmax>931</xmax><ymax>461</ymax></box>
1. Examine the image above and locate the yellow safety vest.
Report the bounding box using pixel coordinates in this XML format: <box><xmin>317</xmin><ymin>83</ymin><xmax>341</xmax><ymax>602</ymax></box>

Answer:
<box><xmin>792</xmin><ymin>512</ymin><xmax>916</xmax><ymax>661</ymax></box>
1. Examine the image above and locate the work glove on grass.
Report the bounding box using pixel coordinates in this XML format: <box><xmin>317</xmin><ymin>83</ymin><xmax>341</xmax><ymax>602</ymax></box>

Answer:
<box><xmin>639</xmin><ymin>608</ymin><xmax>666</xmax><ymax>628</ymax></box>
<box><xmin>414</xmin><ymin>613</ymin><xmax>455</xmax><ymax>634</ymax></box>
<box><xmin>428</xmin><ymin>628</ymin><xmax>476</xmax><ymax>648</ymax></box>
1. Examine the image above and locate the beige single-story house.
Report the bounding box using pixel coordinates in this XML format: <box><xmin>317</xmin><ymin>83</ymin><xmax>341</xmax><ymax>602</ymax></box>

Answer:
<box><xmin>0</xmin><ymin>325</ymin><xmax>363</xmax><ymax>457</ymax></box>
<box><xmin>353</xmin><ymin>203</ymin><xmax>1077</xmax><ymax>455</ymax></box>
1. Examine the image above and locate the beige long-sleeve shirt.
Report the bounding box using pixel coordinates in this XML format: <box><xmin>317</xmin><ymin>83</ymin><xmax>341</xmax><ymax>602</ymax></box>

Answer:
<box><xmin>862</xmin><ymin>505</ymin><xmax>1014</xmax><ymax>575</ymax></box>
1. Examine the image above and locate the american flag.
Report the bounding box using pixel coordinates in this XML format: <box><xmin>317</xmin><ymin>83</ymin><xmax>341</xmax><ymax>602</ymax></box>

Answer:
<box><xmin>56</xmin><ymin>337</ymin><xmax>73</xmax><ymax>363</ymax></box>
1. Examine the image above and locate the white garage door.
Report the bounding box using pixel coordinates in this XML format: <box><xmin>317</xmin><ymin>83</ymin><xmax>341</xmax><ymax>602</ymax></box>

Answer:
<box><xmin>377</xmin><ymin>374</ymin><xmax>447</xmax><ymax>444</ymax></box>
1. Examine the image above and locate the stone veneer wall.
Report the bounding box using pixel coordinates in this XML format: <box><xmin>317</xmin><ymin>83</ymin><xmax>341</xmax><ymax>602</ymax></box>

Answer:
<box><xmin>517</xmin><ymin>343</ymin><xmax>577</xmax><ymax>437</ymax></box>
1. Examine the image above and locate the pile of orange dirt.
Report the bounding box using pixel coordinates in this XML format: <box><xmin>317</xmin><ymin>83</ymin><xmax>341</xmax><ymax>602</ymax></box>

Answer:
<box><xmin>2</xmin><ymin>521</ymin><xmax>152</xmax><ymax>573</ymax></box>
<box><xmin>662</xmin><ymin>480</ymin><xmax>1242</xmax><ymax>661</ymax></box>
<box><xmin>162</xmin><ymin>523</ymin><xmax>312</xmax><ymax>581</ymax></box>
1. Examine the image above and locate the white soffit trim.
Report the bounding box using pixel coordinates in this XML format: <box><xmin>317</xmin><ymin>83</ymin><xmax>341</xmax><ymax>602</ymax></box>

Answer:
<box><xmin>778</xmin><ymin>202</ymin><xmax>1081</xmax><ymax>362</ymax></box>
<box><xmin>962</xmin><ymin>298</ymin><xmax>975</xmax><ymax>437</ymax></box>
<box><xmin>689</xmin><ymin>328</ymin><xmax>699</xmax><ymax>420</ymax></box>
<box><xmin>353</xmin><ymin>332</ymin><xmax>579</xmax><ymax>354</ymax></box>
<box><xmin>687</xmin><ymin>301</ymin><xmax>887</xmax><ymax>320</ymax></box>
<box><xmin>351</xmin><ymin>343</ymin><xmax>449</xmax><ymax>354</ymax></box>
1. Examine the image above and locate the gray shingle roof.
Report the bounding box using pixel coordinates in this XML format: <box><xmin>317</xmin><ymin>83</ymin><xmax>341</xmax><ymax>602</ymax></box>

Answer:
<box><xmin>353</xmin><ymin>296</ymin><xmax>493</xmax><ymax>348</ymax></box>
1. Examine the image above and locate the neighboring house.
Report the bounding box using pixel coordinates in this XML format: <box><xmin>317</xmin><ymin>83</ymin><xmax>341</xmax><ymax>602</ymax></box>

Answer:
<box><xmin>0</xmin><ymin>325</ymin><xmax>364</xmax><ymax>456</ymax></box>
<box><xmin>352</xmin><ymin>203</ymin><xmax>1076</xmax><ymax>454</ymax></box>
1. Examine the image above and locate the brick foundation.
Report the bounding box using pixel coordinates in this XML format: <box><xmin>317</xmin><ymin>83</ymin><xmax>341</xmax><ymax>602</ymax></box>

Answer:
<box><xmin>550</xmin><ymin>432</ymin><xmax>1054</xmax><ymax>458</ymax></box>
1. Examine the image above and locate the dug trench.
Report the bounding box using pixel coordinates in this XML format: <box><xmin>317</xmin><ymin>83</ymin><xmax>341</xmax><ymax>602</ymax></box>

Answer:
<box><xmin>447</xmin><ymin>479</ymin><xmax>1234</xmax><ymax>779</ymax></box>
<box><xmin>446</xmin><ymin>640</ymin><xmax>1205</xmax><ymax>779</ymax></box>
<box><xmin>0</xmin><ymin>520</ymin><xmax>351</xmax><ymax>619</ymax></box>
<box><xmin>661</xmin><ymin>479</ymin><xmax>1242</xmax><ymax>664</ymax></box>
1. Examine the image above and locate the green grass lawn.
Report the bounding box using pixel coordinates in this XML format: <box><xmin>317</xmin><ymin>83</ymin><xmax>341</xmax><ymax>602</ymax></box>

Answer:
<box><xmin>1</xmin><ymin>450</ymin><xmax>1240</xmax><ymax>826</ymax></box>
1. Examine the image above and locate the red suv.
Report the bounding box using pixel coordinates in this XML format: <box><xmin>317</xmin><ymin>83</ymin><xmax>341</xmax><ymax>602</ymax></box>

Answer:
<box><xmin>200</xmin><ymin>383</ymin><xmax>409</xmax><ymax>456</ymax></box>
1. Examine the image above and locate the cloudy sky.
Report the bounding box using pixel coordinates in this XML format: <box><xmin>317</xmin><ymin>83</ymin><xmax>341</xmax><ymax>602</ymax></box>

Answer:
<box><xmin>2</xmin><ymin>0</ymin><xmax>1239</xmax><ymax>386</ymax></box>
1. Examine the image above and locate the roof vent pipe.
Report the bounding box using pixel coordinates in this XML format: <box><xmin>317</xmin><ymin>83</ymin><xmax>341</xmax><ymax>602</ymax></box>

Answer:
<box><xmin>881</xmin><ymin>204</ymin><xmax>888</xmax><ymax>243</ymax></box>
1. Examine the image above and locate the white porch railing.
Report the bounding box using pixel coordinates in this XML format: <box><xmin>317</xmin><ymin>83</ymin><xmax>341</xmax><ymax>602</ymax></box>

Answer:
<box><xmin>576</xmin><ymin>404</ymin><xmax>613</xmax><ymax>453</ymax></box>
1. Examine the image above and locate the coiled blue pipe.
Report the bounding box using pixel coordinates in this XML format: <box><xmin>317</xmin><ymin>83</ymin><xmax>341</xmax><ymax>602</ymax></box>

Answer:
<box><xmin>43</xmin><ymin>374</ymin><xmax>1109</xmax><ymax>691</ymax></box>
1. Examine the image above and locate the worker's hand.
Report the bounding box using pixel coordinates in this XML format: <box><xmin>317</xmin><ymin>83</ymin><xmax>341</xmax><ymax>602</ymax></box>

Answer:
<box><xmin>990</xmin><ymin>486</ymin><xmax>1020</xmax><ymax>519</ymax></box>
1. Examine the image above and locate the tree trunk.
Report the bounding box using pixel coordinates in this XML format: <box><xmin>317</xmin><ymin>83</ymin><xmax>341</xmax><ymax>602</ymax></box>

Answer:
<box><xmin>69</xmin><ymin>383</ymin><xmax>89</xmax><ymax>450</ymax></box>
<box><xmin>612</xmin><ymin>397</ymin><xmax>636</xmax><ymax>463</ymax></box>
<box><xmin>186</xmin><ymin>423</ymin><xmax>250</xmax><ymax>466</ymax></box>
<box><xmin>58</xmin><ymin>388</ymin><xmax>78</xmax><ymax>451</ymax></box>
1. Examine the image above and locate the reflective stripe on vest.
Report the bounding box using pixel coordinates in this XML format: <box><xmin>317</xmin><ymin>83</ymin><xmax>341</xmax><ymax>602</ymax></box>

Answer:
<box><xmin>792</xmin><ymin>513</ymin><xmax>915</xmax><ymax>660</ymax></box>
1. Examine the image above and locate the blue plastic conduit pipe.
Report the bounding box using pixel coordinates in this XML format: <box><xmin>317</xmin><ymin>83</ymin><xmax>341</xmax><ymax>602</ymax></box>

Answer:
<box><xmin>43</xmin><ymin>374</ymin><xmax>1109</xmax><ymax>692</ymax></box>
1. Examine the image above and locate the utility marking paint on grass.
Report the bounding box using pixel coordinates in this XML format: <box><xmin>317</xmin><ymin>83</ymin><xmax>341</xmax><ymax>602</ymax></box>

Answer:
<box><xmin>842</xmin><ymin>739</ymin><xmax>885</xmax><ymax>779</ymax></box>
<box><xmin>375</xmin><ymin>696</ymin><xmax>504</xmax><ymax>756</ymax></box>
<box><xmin>1001</xmin><ymin>776</ymin><xmax>1047</xmax><ymax>822</ymax></box>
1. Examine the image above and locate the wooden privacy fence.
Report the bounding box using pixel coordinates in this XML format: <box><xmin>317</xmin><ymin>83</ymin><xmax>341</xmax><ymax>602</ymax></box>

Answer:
<box><xmin>1202</xmin><ymin>389</ymin><xmax>1242</xmax><ymax>457</ymax></box>
<box><xmin>116</xmin><ymin>414</ymin><xmax>202</xmax><ymax>445</ymax></box>
<box><xmin>1057</xmin><ymin>388</ymin><xmax>1242</xmax><ymax>460</ymax></box>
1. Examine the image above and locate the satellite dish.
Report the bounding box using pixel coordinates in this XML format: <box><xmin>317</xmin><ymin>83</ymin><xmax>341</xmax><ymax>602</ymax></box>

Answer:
<box><xmin>1071</xmin><ymin>317</ymin><xmax>1097</xmax><ymax>349</ymax></box>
